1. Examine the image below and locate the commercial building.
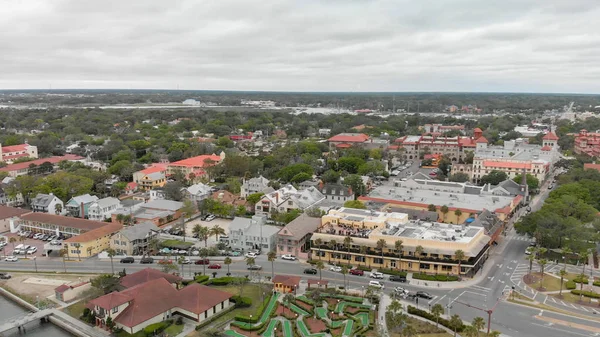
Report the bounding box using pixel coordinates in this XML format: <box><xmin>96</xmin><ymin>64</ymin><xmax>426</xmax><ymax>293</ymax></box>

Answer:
<box><xmin>228</xmin><ymin>215</ymin><xmax>279</xmax><ymax>252</ymax></box>
<box><xmin>310</xmin><ymin>208</ymin><xmax>491</xmax><ymax>276</ymax></box>
<box><xmin>0</xmin><ymin>205</ymin><xmax>29</xmax><ymax>233</ymax></box>
<box><xmin>0</xmin><ymin>143</ymin><xmax>38</xmax><ymax>163</ymax></box>
<box><xmin>255</xmin><ymin>185</ymin><xmax>325</xmax><ymax>218</ymax></box>
<box><xmin>327</xmin><ymin>133</ymin><xmax>371</xmax><ymax>150</ymax></box>
<box><xmin>112</xmin><ymin>200</ymin><xmax>183</xmax><ymax>226</ymax></box>
<box><xmin>64</xmin><ymin>222</ymin><xmax>123</xmax><ymax>258</ymax></box>
<box><xmin>88</xmin><ymin>269</ymin><xmax>232</xmax><ymax>334</ymax></box>
<box><xmin>0</xmin><ymin>154</ymin><xmax>84</xmax><ymax>177</ymax></box>
<box><xmin>393</xmin><ymin>130</ymin><xmax>481</xmax><ymax>162</ymax></box>
<box><xmin>359</xmin><ymin>174</ymin><xmax>524</xmax><ymax>223</ymax></box>
<box><xmin>420</xmin><ymin>124</ymin><xmax>465</xmax><ymax>136</ymax></box>
<box><xmin>16</xmin><ymin>212</ymin><xmax>110</xmax><ymax>237</ymax></box>
<box><xmin>111</xmin><ymin>222</ymin><xmax>159</xmax><ymax>256</ymax></box>
<box><xmin>88</xmin><ymin>197</ymin><xmax>122</xmax><ymax>221</ymax></box>
<box><xmin>31</xmin><ymin>193</ymin><xmax>64</xmax><ymax>215</ymax></box>
<box><xmin>276</xmin><ymin>214</ymin><xmax>321</xmax><ymax>259</ymax></box>
<box><xmin>240</xmin><ymin>175</ymin><xmax>272</xmax><ymax>198</ymax></box>
<box><xmin>574</xmin><ymin>129</ymin><xmax>600</xmax><ymax>157</ymax></box>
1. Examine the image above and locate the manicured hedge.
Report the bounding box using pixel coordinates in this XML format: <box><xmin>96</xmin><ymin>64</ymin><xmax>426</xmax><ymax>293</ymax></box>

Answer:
<box><xmin>571</xmin><ymin>290</ymin><xmax>600</xmax><ymax>298</ymax></box>
<box><xmin>209</xmin><ymin>276</ymin><xmax>247</xmax><ymax>286</ymax></box>
<box><xmin>143</xmin><ymin>320</ymin><xmax>172</xmax><ymax>335</ymax></box>
<box><xmin>378</xmin><ymin>268</ymin><xmax>407</xmax><ymax>277</ymax></box>
<box><xmin>572</xmin><ymin>275</ymin><xmax>589</xmax><ymax>284</ymax></box>
<box><xmin>412</xmin><ymin>273</ymin><xmax>459</xmax><ymax>282</ymax></box>
<box><xmin>407</xmin><ymin>306</ymin><xmax>464</xmax><ymax>332</ymax></box>
<box><xmin>230</xmin><ymin>295</ymin><xmax>252</xmax><ymax>308</ymax></box>
<box><xmin>566</xmin><ymin>281</ymin><xmax>577</xmax><ymax>290</ymax></box>
<box><xmin>234</xmin><ymin>293</ymin><xmax>273</xmax><ymax>323</ymax></box>
<box><xmin>231</xmin><ymin>320</ymin><xmax>266</xmax><ymax>331</ymax></box>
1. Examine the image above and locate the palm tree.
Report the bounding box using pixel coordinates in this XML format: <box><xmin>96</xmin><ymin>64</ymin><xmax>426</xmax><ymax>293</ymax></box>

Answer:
<box><xmin>440</xmin><ymin>205</ymin><xmax>449</xmax><ymax>222</ymax></box>
<box><xmin>314</xmin><ymin>238</ymin><xmax>323</xmax><ymax>261</ymax></box>
<box><xmin>415</xmin><ymin>245</ymin><xmax>424</xmax><ymax>274</ymax></box>
<box><xmin>198</xmin><ymin>226</ymin><xmax>210</xmax><ymax>247</ymax></box>
<box><xmin>315</xmin><ymin>260</ymin><xmax>325</xmax><ymax>281</ymax></box>
<box><xmin>86</xmin><ymin>246</ymin><xmax>93</xmax><ymax>258</ymax></box>
<box><xmin>147</xmin><ymin>238</ymin><xmax>160</xmax><ymax>255</ymax></box>
<box><xmin>449</xmin><ymin>314</ymin><xmax>462</xmax><ymax>337</ymax></box>
<box><xmin>488</xmin><ymin>330</ymin><xmax>501</xmax><ymax>337</ymax></box>
<box><xmin>59</xmin><ymin>248</ymin><xmax>68</xmax><ymax>273</ymax></box>
<box><xmin>454</xmin><ymin>249</ymin><xmax>465</xmax><ymax>278</ymax></box>
<box><xmin>54</xmin><ymin>203</ymin><xmax>63</xmax><ymax>215</ymax></box>
<box><xmin>463</xmin><ymin>325</ymin><xmax>478</xmax><ymax>337</ymax></box>
<box><xmin>106</xmin><ymin>248</ymin><xmax>116</xmax><ymax>275</ymax></box>
<box><xmin>472</xmin><ymin>317</ymin><xmax>485</xmax><ymax>337</ymax></box>
<box><xmin>376</xmin><ymin>239</ymin><xmax>387</xmax><ymax>268</ymax></box>
<box><xmin>538</xmin><ymin>258</ymin><xmax>548</xmax><ymax>290</ymax></box>
<box><xmin>115</xmin><ymin>213</ymin><xmax>125</xmax><ymax>224</ymax></box>
<box><xmin>267</xmin><ymin>251</ymin><xmax>277</xmax><ymax>280</ymax></box>
<box><xmin>427</xmin><ymin>204</ymin><xmax>436</xmax><ymax>212</ymax></box>
<box><xmin>395</xmin><ymin>239</ymin><xmax>404</xmax><ymax>270</ymax></box>
<box><xmin>431</xmin><ymin>304</ymin><xmax>444</xmax><ymax>327</ymax></box>
<box><xmin>558</xmin><ymin>269</ymin><xmax>567</xmax><ymax>297</ymax></box>
<box><xmin>343</xmin><ymin>236</ymin><xmax>353</xmax><ymax>264</ymax></box>
<box><xmin>454</xmin><ymin>209</ymin><xmax>462</xmax><ymax>224</ymax></box>
<box><xmin>9</xmin><ymin>237</ymin><xmax>17</xmax><ymax>251</ymax></box>
<box><xmin>18</xmin><ymin>235</ymin><xmax>26</xmax><ymax>246</ymax></box>
<box><xmin>74</xmin><ymin>243</ymin><xmax>81</xmax><ymax>261</ymax></box>
<box><xmin>177</xmin><ymin>256</ymin><xmax>186</xmax><ymax>276</ymax></box>
<box><xmin>199</xmin><ymin>248</ymin><xmax>209</xmax><ymax>275</ymax></box>
<box><xmin>224</xmin><ymin>257</ymin><xmax>232</xmax><ymax>276</ymax></box>
<box><xmin>340</xmin><ymin>266</ymin><xmax>348</xmax><ymax>289</ymax></box>
<box><xmin>245</xmin><ymin>256</ymin><xmax>256</xmax><ymax>267</ymax></box>
<box><xmin>192</xmin><ymin>224</ymin><xmax>202</xmax><ymax>238</ymax></box>
<box><xmin>209</xmin><ymin>225</ymin><xmax>226</xmax><ymax>242</ymax></box>
<box><xmin>360</xmin><ymin>245</ymin><xmax>369</xmax><ymax>268</ymax></box>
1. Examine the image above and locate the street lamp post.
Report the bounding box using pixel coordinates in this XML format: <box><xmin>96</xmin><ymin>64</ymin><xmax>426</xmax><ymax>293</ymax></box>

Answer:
<box><xmin>454</xmin><ymin>297</ymin><xmax>501</xmax><ymax>335</ymax></box>
<box><xmin>33</xmin><ymin>256</ymin><xmax>37</xmax><ymax>273</ymax></box>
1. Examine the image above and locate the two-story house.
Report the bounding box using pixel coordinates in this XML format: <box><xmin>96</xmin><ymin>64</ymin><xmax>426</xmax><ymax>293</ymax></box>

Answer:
<box><xmin>228</xmin><ymin>215</ymin><xmax>279</xmax><ymax>252</ymax></box>
<box><xmin>88</xmin><ymin>197</ymin><xmax>122</xmax><ymax>221</ymax></box>
<box><xmin>65</xmin><ymin>194</ymin><xmax>99</xmax><ymax>218</ymax></box>
<box><xmin>240</xmin><ymin>176</ymin><xmax>272</xmax><ymax>198</ymax></box>
<box><xmin>320</xmin><ymin>183</ymin><xmax>353</xmax><ymax>204</ymax></box>
<box><xmin>255</xmin><ymin>185</ymin><xmax>325</xmax><ymax>218</ymax></box>
<box><xmin>183</xmin><ymin>183</ymin><xmax>212</xmax><ymax>203</ymax></box>
<box><xmin>31</xmin><ymin>193</ymin><xmax>65</xmax><ymax>215</ymax></box>
<box><xmin>276</xmin><ymin>214</ymin><xmax>321</xmax><ymax>259</ymax></box>
<box><xmin>132</xmin><ymin>164</ymin><xmax>168</xmax><ymax>191</ymax></box>
<box><xmin>111</xmin><ymin>222</ymin><xmax>159</xmax><ymax>255</ymax></box>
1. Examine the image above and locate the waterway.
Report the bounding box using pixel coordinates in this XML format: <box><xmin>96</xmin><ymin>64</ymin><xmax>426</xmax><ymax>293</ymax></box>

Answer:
<box><xmin>0</xmin><ymin>296</ymin><xmax>72</xmax><ymax>337</ymax></box>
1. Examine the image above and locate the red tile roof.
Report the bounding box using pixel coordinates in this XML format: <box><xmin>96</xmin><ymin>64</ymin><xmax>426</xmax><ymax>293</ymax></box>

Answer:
<box><xmin>64</xmin><ymin>223</ymin><xmax>122</xmax><ymax>243</ymax></box>
<box><xmin>169</xmin><ymin>155</ymin><xmax>222</xmax><ymax>168</ymax></box>
<box><xmin>475</xmin><ymin>136</ymin><xmax>488</xmax><ymax>144</ymax></box>
<box><xmin>120</xmin><ymin>268</ymin><xmax>183</xmax><ymax>288</ymax></box>
<box><xmin>584</xmin><ymin>163</ymin><xmax>600</xmax><ymax>171</ymax></box>
<box><xmin>55</xmin><ymin>284</ymin><xmax>71</xmax><ymax>294</ymax></box>
<box><xmin>138</xmin><ymin>164</ymin><xmax>167</xmax><ymax>175</ymax></box>
<box><xmin>482</xmin><ymin>160</ymin><xmax>531</xmax><ymax>170</ymax></box>
<box><xmin>89</xmin><ymin>291</ymin><xmax>133</xmax><ymax>311</ymax></box>
<box><xmin>272</xmin><ymin>275</ymin><xmax>301</xmax><ymax>287</ymax></box>
<box><xmin>20</xmin><ymin>213</ymin><xmax>107</xmax><ymax>231</ymax></box>
<box><xmin>126</xmin><ymin>182</ymin><xmax>137</xmax><ymax>190</ymax></box>
<box><xmin>2</xmin><ymin>144</ymin><xmax>29</xmax><ymax>152</ymax></box>
<box><xmin>0</xmin><ymin>206</ymin><xmax>29</xmax><ymax>219</ymax></box>
<box><xmin>177</xmin><ymin>283</ymin><xmax>233</xmax><ymax>314</ymax></box>
<box><xmin>328</xmin><ymin>133</ymin><xmax>370</xmax><ymax>143</ymax></box>
<box><xmin>541</xmin><ymin>145</ymin><xmax>552</xmax><ymax>151</ymax></box>
<box><xmin>543</xmin><ymin>132</ymin><xmax>559</xmax><ymax>140</ymax></box>
<box><xmin>0</xmin><ymin>155</ymin><xmax>84</xmax><ymax>173</ymax></box>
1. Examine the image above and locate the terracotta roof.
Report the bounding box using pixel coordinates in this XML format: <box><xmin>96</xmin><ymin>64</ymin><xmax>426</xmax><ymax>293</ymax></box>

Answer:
<box><xmin>272</xmin><ymin>275</ymin><xmax>301</xmax><ymax>287</ymax></box>
<box><xmin>2</xmin><ymin>144</ymin><xmax>29</xmax><ymax>152</ymax></box>
<box><xmin>328</xmin><ymin>133</ymin><xmax>370</xmax><ymax>143</ymax></box>
<box><xmin>89</xmin><ymin>291</ymin><xmax>133</xmax><ymax>311</ymax></box>
<box><xmin>584</xmin><ymin>163</ymin><xmax>600</xmax><ymax>171</ymax></box>
<box><xmin>55</xmin><ymin>284</ymin><xmax>71</xmax><ymax>294</ymax></box>
<box><xmin>0</xmin><ymin>206</ymin><xmax>29</xmax><ymax>219</ymax></box>
<box><xmin>475</xmin><ymin>136</ymin><xmax>488</xmax><ymax>144</ymax></box>
<box><xmin>126</xmin><ymin>182</ymin><xmax>137</xmax><ymax>190</ymax></box>
<box><xmin>177</xmin><ymin>283</ymin><xmax>232</xmax><ymax>314</ymax></box>
<box><xmin>64</xmin><ymin>223</ymin><xmax>122</xmax><ymax>243</ymax></box>
<box><xmin>543</xmin><ymin>132</ymin><xmax>559</xmax><ymax>140</ymax></box>
<box><xmin>19</xmin><ymin>213</ymin><xmax>107</xmax><ymax>231</ymax></box>
<box><xmin>112</xmin><ymin>278</ymin><xmax>178</xmax><ymax>327</ymax></box>
<box><xmin>473</xmin><ymin>128</ymin><xmax>482</xmax><ymax>132</ymax></box>
<box><xmin>120</xmin><ymin>268</ymin><xmax>183</xmax><ymax>288</ymax></box>
<box><xmin>210</xmin><ymin>190</ymin><xmax>246</xmax><ymax>207</ymax></box>
<box><xmin>335</xmin><ymin>143</ymin><xmax>352</xmax><ymax>148</ymax></box>
<box><xmin>0</xmin><ymin>155</ymin><xmax>84</xmax><ymax>173</ymax></box>
<box><xmin>169</xmin><ymin>154</ymin><xmax>222</xmax><ymax>168</ymax></box>
<box><xmin>138</xmin><ymin>164</ymin><xmax>167</xmax><ymax>175</ymax></box>
<box><xmin>541</xmin><ymin>145</ymin><xmax>552</xmax><ymax>151</ymax></box>
<box><xmin>482</xmin><ymin>160</ymin><xmax>531</xmax><ymax>170</ymax></box>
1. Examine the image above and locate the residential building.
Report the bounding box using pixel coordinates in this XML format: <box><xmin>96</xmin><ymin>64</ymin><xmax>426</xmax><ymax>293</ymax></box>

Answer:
<box><xmin>328</xmin><ymin>133</ymin><xmax>371</xmax><ymax>150</ymax></box>
<box><xmin>0</xmin><ymin>205</ymin><xmax>29</xmax><ymax>233</ymax></box>
<box><xmin>318</xmin><ymin>128</ymin><xmax>331</xmax><ymax>137</ymax></box>
<box><xmin>167</xmin><ymin>153</ymin><xmax>225</xmax><ymax>180</ymax></box>
<box><xmin>65</xmin><ymin>194</ymin><xmax>99</xmax><ymax>218</ymax></box>
<box><xmin>88</xmin><ymin>197</ymin><xmax>122</xmax><ymax>221</ymax></box>
<box><xmin>64</xmin><ymin>223</ymin><xmax>123</xmax><ymax>258</ymax></box>
<box><xmin>574</xmin><ymin>129</ymin><xmax>600</xmax><ymax>157</ymax></box>
<box><xmin>0</xmin><ymin>143</ymin><xmax>38</xmax><ymax>163</ymax></box>
<box><xmin>120</xmin><ymin>268</ymin><xmax>182</xmax><ymax>289</ymax></box>
<box><xmin>210</xmin><ymin>190</ymin><xmax>247</xmax><ymax>209</ymax></box>
<box><xmin>310</xmin><ymin>207</ymin><xmax>491</xmax><ymax>276</ymax></box>
<box><xmin>149</xmin><ymin>188</ymin><xmax>166</xmax><ymax>201</ymax></box>
<box><xmin>359</xmin><ymin>174</ymin><xmax>524</xmax><ymax>223</ymax></box>
<box><xmin>0</xmin><ymin>154</ymin><xmax>84</xmax><ymax>177</ymax></box>
<box><xmin>31</xmin><ymin>193</ymin><xmax>64</xmax><ymax>215</ymax></box>
<box><xmin>0</xmin><ymin>184</ymin><xmax>24</xmax><ymax>207</ymax></box>
<box><xmin>255</xmin><ymin>185</ymin><xmax>325</xmax><ymax>218</ymax></box>
<box><xmin>420</xmin><ymin>124</ymin><xmax>465</xmax><ymax>136</ymax></box>
<box><xmin>125</xmin><ymin>182</ymin><xmax>138</xmax><ymax>195</ymax></box>
<box><xmin>272</xmin><ymin>275</ymin><xmax>301</xmax><ymax>293</ymax></box>
<box><xmin>88</xmin><ymin>270</ymin><xmax>231</xmax><ymax>334</ymax></box>
<box><xmin>133</xmin><ymin>164</ymin><xmax>168</xmax><ymax>191</ymax></box>
<box><xmin>183</xmin><ymin>183</ymin><xmax>212</xmax><ymax>202</ymax></box>
<box><xmin>240</xmin><ymin>176</ymin><xmax>271</xmax><ymax>198</ymax></box>
<box><xmin>320</xmin><ymin>183</ymin><xmax>353</xmax><ymax>204</ymax></box>
<box><xmin>276</xmin><ymin>214</ymin><xmax>321</xmax><ymax>259</ymax></box>
<box><xmin>228</xmin><ymin>215</ymin><xmax>279</xmax><ymax>252</ymax></box>
<box><xmin>112</xmin><ymin>200</ymin><xmax>183</xmax><ymax>226</ymax></box>
<box><xmin>111</xmin><ymin>222</ymin><xmax>159</xmax><ymax>256</ymax></box>
<box><xmin>55</xmin><ymin>282</ymin><xmax>92</xmax><ymax>302</ymax></box>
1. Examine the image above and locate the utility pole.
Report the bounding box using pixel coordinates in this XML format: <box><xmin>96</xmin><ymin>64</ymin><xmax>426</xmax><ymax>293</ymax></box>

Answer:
<box><xmin>454</xmin><ymin>297</ymin><xmax>501</xmax><ymax>335</ymax></box>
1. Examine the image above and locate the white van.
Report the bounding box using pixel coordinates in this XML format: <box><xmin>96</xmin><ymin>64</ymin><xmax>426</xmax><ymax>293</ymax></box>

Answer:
<box><xmin>369</xmin><ymin>280</ymin><xmax>384</xmax><ymax>289</ymax></box>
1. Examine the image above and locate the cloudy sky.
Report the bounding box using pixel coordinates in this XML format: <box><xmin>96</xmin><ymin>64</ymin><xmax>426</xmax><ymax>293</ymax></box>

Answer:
<box><xmin>1</xmin><ymin>0</ymin><xmax>600</xmax><ymax>93</ymax></box>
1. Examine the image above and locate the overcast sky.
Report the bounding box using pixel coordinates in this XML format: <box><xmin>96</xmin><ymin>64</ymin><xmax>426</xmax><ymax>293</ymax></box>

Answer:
<box><xmin>1</xmin><ymin>0</ymin><xmax>600</xmax><ymax>93</ymax></box>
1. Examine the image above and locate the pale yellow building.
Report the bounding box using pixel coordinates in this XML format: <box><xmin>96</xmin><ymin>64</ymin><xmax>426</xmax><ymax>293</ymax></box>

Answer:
<box><xmin>311</xmin><ymin>208</ymin><xmax>491</xmax><ymax>276</ymax></box>
<box><xmin>64</xmin><ymin>223</ymin><xmax>123</xmax><ymax>258</ymax></box>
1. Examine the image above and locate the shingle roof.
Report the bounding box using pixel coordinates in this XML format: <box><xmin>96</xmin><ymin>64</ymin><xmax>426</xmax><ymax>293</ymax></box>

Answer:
<box><xmin>120</xmin><ymin>268</ymin><xmax>183</xmax><ymax>288</ymax></box>
<box><xmin>141</xmin><ymin>200</ymin><xmax>183</xmax><ymax>211</ymax></box>
<box><xmin>0</xmin><ymin>206</ymin><xmax>29</xmax><ymax>219</ymax></box>
<box><xmin>64</xmin><ymin>223</ymin><xmax>122</xmax><ymax>243</ymax></box>
<box><xmin>93</xmin><ymin>197</ymin><xmax>120</xmax><ymax>208</ymax></box>
<box><xmin>89</xmin><ymin>291</ymin><xmax>133</xmax><ymax>311</ymax></box>
<box><xmin>277</xmin><ymin>214</ymin><xmax>321</xmax><ymax>241</ymax></box>
<box><xmin>177</xmin><ymin>283</ymin><xmax>232</xmax><ymax>314</ymax></box>
<box><xmin>20</xmin><ymin>213</ymin><xmax>108</xmax><ymax>231</ymax></box>
<box><xmin>271</xmin><ymin>275</ymin><xmax>301</xmax><ymax>287</ymax></box>
<box><xmin>69</xmin><ymin>194</ymin><xmax>99</xmax><ymax>205</ymax></box>
<box><xmin>118</xmin><ymin>222</ymin><xmax>159</xmax><ymax>241</ymax></box>
<box><xmin>31</xmin><ymin>194</ymin><xmax>57</xmax><ymax>208</ymax></box>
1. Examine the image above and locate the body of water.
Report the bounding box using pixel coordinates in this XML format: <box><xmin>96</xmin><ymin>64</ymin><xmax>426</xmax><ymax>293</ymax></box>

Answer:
<box><xmin>0</xmin><ymin>296</ymin><xmax>72</xmax><ymax>337</ymax></box>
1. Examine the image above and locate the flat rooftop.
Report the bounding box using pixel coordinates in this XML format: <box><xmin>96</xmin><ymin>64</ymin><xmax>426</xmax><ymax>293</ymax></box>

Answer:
<box><xmin>379</xmin><ymin>220</ymin><xmax>482</xmax><ymax>243</ymax></box>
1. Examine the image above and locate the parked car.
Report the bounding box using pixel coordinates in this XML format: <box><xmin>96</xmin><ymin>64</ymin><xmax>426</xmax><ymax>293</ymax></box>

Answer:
<box><xmin>0</xmin><ymin>273</ymin><xmax>11</xmax><ymax>279</ymax></box>
<box><xmin>140</xmin><ymin>257</ymin><xmax>154</xmax><ymax>264</ymax></box>
<box><xmin>120</xmin><ymin>257</ymin><xmax>135</xmax><ymax>263</ymax></box>
<box><xmin>195</xmin><ymin>258</ymin><xmax>210</xmax><ymax>265</ymax></box>
<box><xmin>26</xmin><ymin>247</ymin><xmax>37</xmax><ymax>254</ymax></box>
<box><xmin>281</xmin><ymin>254</ymin><xmax>296</xmax><ymax>261</ymax></box>
<box><xmin>247</xmin><ymin>265</ymin><xmax>262</xmax><ymax>270</ymax></box>
<box><xmin>329</xmin><ymin>266</ymin><xmax>342</xmax><ymax>272</ymax></box>
<box><xmin>205</xmin><ymin>214</ymin><xmax>216</xmax><ymax>222</ymax></box>
<box><xmin>368</xmin><ymin>280</ymin><xmax>384</xmax><ymax>289</ymax></box>
<box><xmin>393</xmin><ymin>287</ymin><xmax>409</xmax><ymax>295</ymax></box>
<box><xmin>181</xmin><ymin>258</ymin><xmax>192</xmax><ymax>264</ymax></box>
<box><xmin>5</xmin><ymin>256</ymin><xmax>18</xmax><ymax>262</ymax></box>
<box><xmin>303</xmin><ymin>268</ymin><xmax>318</xmax><ymax>274</ymax></box>
<box><xmin>200</xmin><ymin>214</ymin><xmax>210</xmax><ymax>221</ymax></box>
<box><xmin>369</xmin><ymin>272</ymin><xmax>384</xmax><ymax>279</ymax></box>
<box><xmin>525</xmin><ymin>247</ymin><xmax>533</xmax><ymax>255</ymax></box>
<box><xmin>349</xmin><ymin>268</ymin><xmax>364</xmax><ymax>276</ymax></box>
<box><xmin>33</xmin><ymin>233</ymin><xmax>44</xmax><ymax>240</ymax></box>
<box><xmin>208</xmin><ymin>264</ymin><xmax>222</xmax><ymax>269</ymax></box>
<box><xmin>416</xmin><ymin>291</ymin><xmax>433</xmax><ymax>299</ymax></box>
<box><xmin>389</xmin><ymin>275</ymin><xmax>407</xmax><ymax>282</ymax></box>
<box><xmin>245</xmin><ymin>252</ymin><xmax>257</xmax><ymax>258</ymax></box>
<box><xmin>228</xmin><ymin>251</ymin><xmax>242</xmax><ymax>257</ymax></box>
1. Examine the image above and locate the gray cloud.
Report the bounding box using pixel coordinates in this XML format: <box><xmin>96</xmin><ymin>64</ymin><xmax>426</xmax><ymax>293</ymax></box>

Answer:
<box><xmin>1</xmin><ymin>0</ymin><xmax>599</xmax><ymax>93</ymax></box>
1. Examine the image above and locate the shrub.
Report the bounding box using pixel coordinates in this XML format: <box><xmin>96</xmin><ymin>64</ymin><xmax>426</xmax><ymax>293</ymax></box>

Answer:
<box><xmin>594</xmin><ymin>281</ymin><xmax>600</xmax><ymax>287</ymax></box>
<box><xmin>412</xmin><ymin>273</ymin><xmax>459</xmax><ymax>282</ymax></box>
<box><xmin>378</xmin><ymin>268</ymin><xmax>407</xmax><ymax>277</ymax></box>
<box><xmin>234</xmin><ymin>293</ymin><xmax>273</xmax><ymax>323</ymax></box>
<box><xmin>143</xmin><ymin>320</ymin><xmax>172</xmax><ymax>335</ymax></box>
<box><xmin>231</xmin><ymin>295</ymin><xmax>253</xmax><ymax>308</ymax></box>
<box><xmin>571</xmin><ymin>290</ymin><xmax>600</xmax><ymax>298</ymax></box>
<box><xmin>572</xmin><ymin>275</ymin><xmax>589</xmax><ymax>284</ymax></box>
<box><xmin>566</xmin><ymin>281</ymin><xmax>577</xmax><ymax>290</ymax></box>
<box><xmin>357</xmin><ymin>265</ymin><xmax>371</xmax><ymax>271</ymax></box>
<box><xmin>407</xmin><ymin>306</ymin><xmax>464</xmax><ymax>332</ymax></box>
<box><xmin>176</xmin><ymin>317</ymin><xmax>183</xmax><ymax>325</ymax></box>
<box><xmin>210</xmin><ymin>276</ymin><xmax>247</xmax><ymax>286</ymax></box>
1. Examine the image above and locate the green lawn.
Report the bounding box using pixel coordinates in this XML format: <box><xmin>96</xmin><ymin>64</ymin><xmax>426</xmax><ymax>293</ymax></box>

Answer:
<box><xmin>62</xmin><ymin>300</ymin><xmax>87</xmax><ymax>320</ymax></box>
<box><xmin>164</xmin><ymin>323</ymin><xmax>184</xmax><ymax>336</ymax></box>
<box><xmin>161</xmin><ymin>240</ymin><xmax>194</xmax><ymax>249</ymax></box>
<box><xmin>527</xmin><ymin>273</ymin><xmax>567</xmax><ymax>291</ymax></box>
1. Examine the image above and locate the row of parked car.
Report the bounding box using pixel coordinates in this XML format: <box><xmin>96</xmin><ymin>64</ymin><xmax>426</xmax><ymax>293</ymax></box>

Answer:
<box><xmin>19</xmin><ymin>230</ymin><xmax>67</xmax><ymax>244</ymax></box>
<box><xmin>306</xmin><ymin>265</ymin><xmax>408</xmax><ymax>283</ymax></box>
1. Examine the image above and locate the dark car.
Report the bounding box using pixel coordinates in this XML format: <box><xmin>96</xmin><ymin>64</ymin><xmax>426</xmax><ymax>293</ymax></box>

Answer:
<box><xmin>389</xmin><ymin>275</ymin><xmax>407</xmax><ymax>282</ymax></box>
<box><xmin>349</xmin><ymin>269</ymin><xmax>364</xmax><ymax>276</ymax></box>
<box><xmin>303</xmin><ymin>268</ymin><xmax>318</xmax><ymax>275</ymax></box>
<box><xmin>120</xmin><ymin>257</ymin><xmax>135</xmax><ymax>263</ymax></box>
<box><xmin>140</xmin><ymin>257</ymin><xmax>154</xmax><ymax>264</ymax></box>
<box><xmin>247</xmin><ymin>265</ymin><xmax>262</xmax><ymax>270</ymax></box>
<box><xmin>195</xmin><ymin>258</ymin><xmax>210</xmax><ymax>265</ymax></box>
<box><xmin>416</xmin><ymin>291</ymin><xmax>433</xmax><ymax>299</ymax></box>
<box><xmin>0</xmin><ymin>273</ymin><xmax>11</xmax><ymax>279</ymax></box>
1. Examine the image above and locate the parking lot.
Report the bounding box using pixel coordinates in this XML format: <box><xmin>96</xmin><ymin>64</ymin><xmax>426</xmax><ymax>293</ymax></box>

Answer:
<box><xmin>1</xmin><ymin>232</ymin><xmax>51</xmax><ymax>258</ymax></box>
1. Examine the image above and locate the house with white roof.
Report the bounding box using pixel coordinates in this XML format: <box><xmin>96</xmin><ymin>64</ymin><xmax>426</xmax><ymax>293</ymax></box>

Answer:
<box><xmin>240</xmin><ymin>176</ymin><xmax>272</xmax><ymax>198</ymax></box>
<box><xmin>88</xmin><ymin>197</ymin><xmax>122</xmax><ymax>221</ymax></box>
<box><xmin>254</xmin><ymin>185</ymin><xmax>325</xmax><ymax>218</ymax></box>
<box><xmin>183</xmin><ymin>183</ymin><xmax>212</xmax><ymax>202</ymax></box>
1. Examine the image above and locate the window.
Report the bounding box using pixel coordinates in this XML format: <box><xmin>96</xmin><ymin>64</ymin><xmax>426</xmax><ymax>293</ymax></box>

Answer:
<box><xmin>112</xmin><ymin>307</ymin><xmax>118</xmax><ymax>314</ymax></box>
<box><xmin>390</xmin><ymin>260</ymin><xmax>396</xmax><ymax>268</ymax></box>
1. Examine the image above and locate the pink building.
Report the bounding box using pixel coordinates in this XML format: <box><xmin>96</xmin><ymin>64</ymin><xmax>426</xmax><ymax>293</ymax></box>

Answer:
<box><xmin>276</xmin><ymin>214</ymin><xmax>321</xmax><ymax>260</ymax></box>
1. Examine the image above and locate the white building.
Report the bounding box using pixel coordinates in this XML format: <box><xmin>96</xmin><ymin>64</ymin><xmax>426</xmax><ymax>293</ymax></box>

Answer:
<box><xmin>240</xmin><ymin>176</ymin><xmax>272</xmax><ymax>198</ymax></box>
<box><xmin>88</xmin><ymin>197</ymin><xmax>122</xmax><ymax>221</ymax></box>
<box><xmin>255</xmin><ymin>185</ymin><xmax>325</xmax><ymax>218</ymax></box>
<box><xmin>228</xmin><ymin>215</ymin><xmax>280</xmax><ymax>252</ymax></box>
<box><xmin>31</xmin><ymin>193</ymin><xmax>64</xmax><ymax>214</ymax></box>
<box><xmin>183</xmin><ymin>183</ymin><xmax>212</xmax><ymax>202</ymax></box>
